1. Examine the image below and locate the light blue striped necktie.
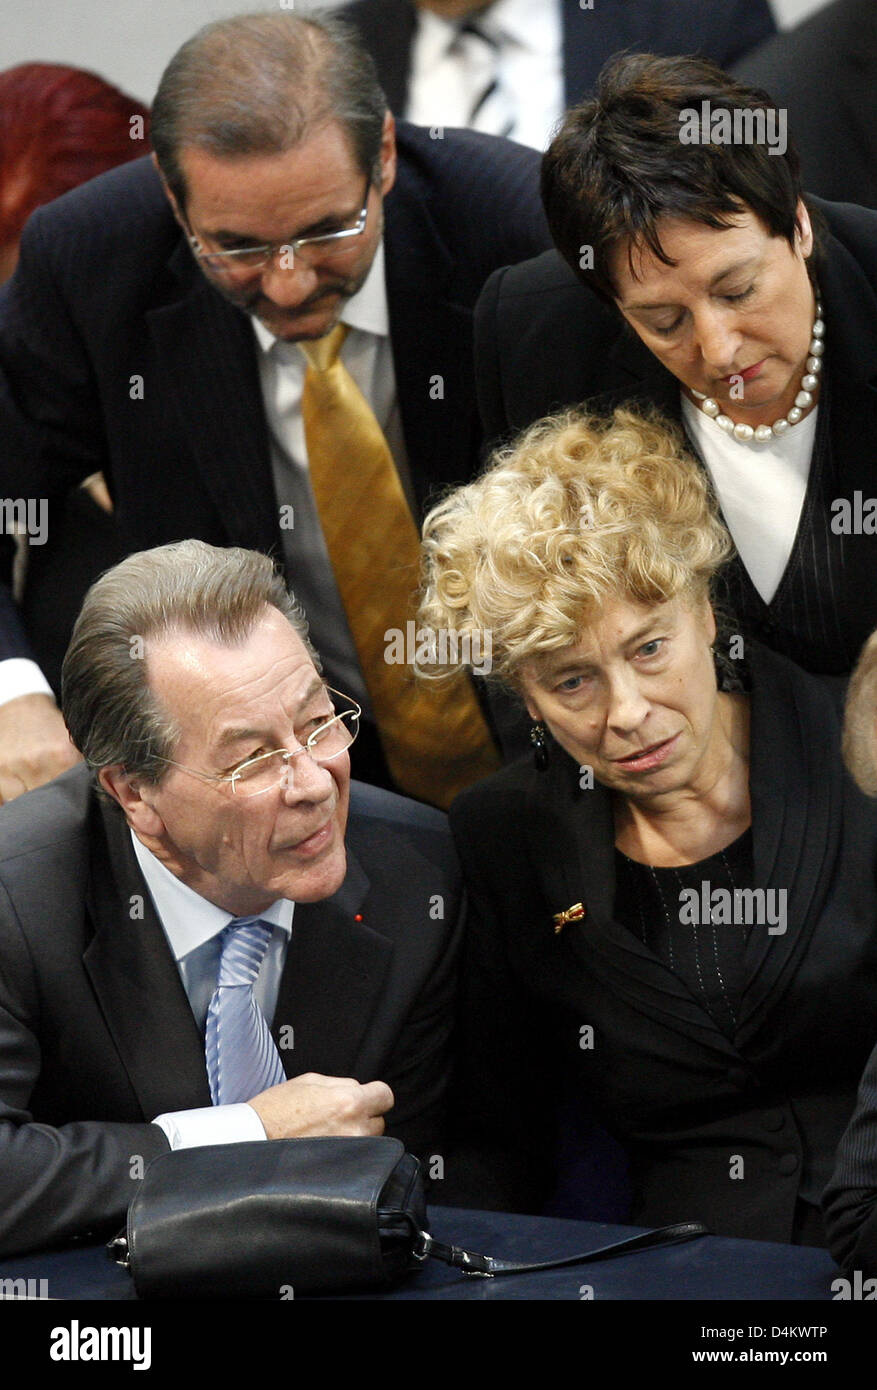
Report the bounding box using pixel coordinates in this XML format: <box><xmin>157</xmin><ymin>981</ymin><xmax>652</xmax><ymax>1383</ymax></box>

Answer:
<box><xmin>204</xmin><ymin>916</ymin><xmax>286</xmax><ymax>1106</ymax></box>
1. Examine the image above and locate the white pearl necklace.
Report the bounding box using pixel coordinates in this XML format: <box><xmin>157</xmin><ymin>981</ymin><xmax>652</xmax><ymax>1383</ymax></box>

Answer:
<box><xmin>690</xmin><ymin>301</ymin><xmax>824</xmax><ymax>443</ymax></box>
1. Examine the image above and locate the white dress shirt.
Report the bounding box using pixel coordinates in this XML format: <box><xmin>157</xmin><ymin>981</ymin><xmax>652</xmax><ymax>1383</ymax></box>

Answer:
<box><xmin>407</xmin><ymin>0</ymin><xmax>564</xmax><ymax>150</ymax></box>
<box><xmin>131</xmin><ymin>831</ymin><xmax>294</xmax><ymax>1151</ymax></box>
<box><xmin>681</xmin><ymin>394</ymin><xmax>819</xmax><ymax>605</ymax></box>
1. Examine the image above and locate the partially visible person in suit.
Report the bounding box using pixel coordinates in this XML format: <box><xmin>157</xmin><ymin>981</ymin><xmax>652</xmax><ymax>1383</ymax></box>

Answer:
<box><xmin>475</xmin><ymin>52</ymin><xmax>877</xmax><ymax>679</ymax></box>
<box><xmin>0</xmin><ymin>62</ymin><xmax>152</xmax><ymax>712</ymax></box>
<box><xmin>0</xmin><ymin>539</ymin><xmax>462</xmax><ymax>1258</ymax></box>
<box><xmin>733</xmin><ymin>0</ymin><xmax>877</xmax><ymax>209</ymax></box>
<box><xmin>340</xmin><ymin>0</ymin><xmax>776</xmax><ymax>149</ymax></box>
<box><xmin>0</xmin><ymin>9</ymin><xmax>550</xmax><ymax>808</ymax></box>
<box><xmin>823</xmin><ymin>629</ymin><xmax>877</xmax><ymax>1275</ymax></box>
<box><xmin>418</xmin><ymin>408</ymin><xmax>877</xmax><ymax>1246</ymax></box>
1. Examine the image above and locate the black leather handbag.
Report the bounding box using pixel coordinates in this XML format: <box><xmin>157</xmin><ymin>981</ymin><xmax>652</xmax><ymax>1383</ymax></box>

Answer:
<box><xmin>108</xmin><ymin>1136</ymin><xmax>708</xmax><ymax>1298</ymax></box>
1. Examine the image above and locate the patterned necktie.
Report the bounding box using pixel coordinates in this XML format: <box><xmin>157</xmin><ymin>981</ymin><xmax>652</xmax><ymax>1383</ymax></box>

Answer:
<box><xmin>455</xmin><ymin>20</ymin><xmax>516</xmax><ymax>139</ymax></box>
<box><xmin>204</xmin><ymin>917</ymin><xmax>286</xmax><ymax>1106</ymax></box>
<box><xmin>298</xmin><ymin>324</ymin><xmax>500</xmax><ymax>809</ymax></box>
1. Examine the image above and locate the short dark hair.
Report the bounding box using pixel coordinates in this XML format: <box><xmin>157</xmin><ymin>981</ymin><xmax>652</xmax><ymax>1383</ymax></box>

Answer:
<box><xmin>541</xmin><ymin>52</ymin><xmax>815</xmax><ymax>305</ymax></box>
<box><xmin>151</xmin><ymin>10</ymin><xmax>387</xmax><ymax>210</ymax></box>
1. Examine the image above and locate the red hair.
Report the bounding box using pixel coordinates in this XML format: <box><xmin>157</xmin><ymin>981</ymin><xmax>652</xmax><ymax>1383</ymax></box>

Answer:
<box><xmin>0</xmin><ymin>63</ymin><xmax>150</xmax><ymax>244</ymax></box>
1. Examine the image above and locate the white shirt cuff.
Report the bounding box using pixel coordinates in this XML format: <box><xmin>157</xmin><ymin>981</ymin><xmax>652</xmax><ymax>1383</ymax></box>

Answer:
<box><xmin>0</xmin><ymin>659</ymin><xmax>53</xmax><ymax>706</ymax></box>
<box><xmin>152</xmin><ymin>1103</ymin><xmax>268</xmax><ymax>1149</ymax></box>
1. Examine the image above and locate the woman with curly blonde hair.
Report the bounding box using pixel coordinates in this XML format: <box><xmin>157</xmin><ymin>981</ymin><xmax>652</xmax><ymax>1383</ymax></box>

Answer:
<box><xmin>420</xmin><ymin>407</ymin><xmax>877</xmax><ymax>1248</ymax></box>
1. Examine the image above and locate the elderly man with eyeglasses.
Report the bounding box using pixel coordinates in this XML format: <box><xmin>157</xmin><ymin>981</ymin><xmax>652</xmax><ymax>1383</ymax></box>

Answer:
<box><xmin>0</xmin><ymin>8</ymin><xmax>549</xmax><ymax>810</ymax></box>
<box><xmin>0</xmin><ymin>540</ymin><xmax>463</xmax><ymax>1258</ymax></box>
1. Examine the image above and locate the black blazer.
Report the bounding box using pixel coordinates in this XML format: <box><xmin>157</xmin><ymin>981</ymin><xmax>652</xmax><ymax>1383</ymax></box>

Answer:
<box><xmin>340</xmin><ymin>0</ymin><xmax>776</xmax><ymax>117</ymax></box>
<box><xmin>0</xmin><ymin>122</ymin><xmax>550</xmax><ymax>671</ymax></box>
<box><xmin>733</xmin><ymin>0</ymin><xmax>877</xmax><ymax>209</ymax></box>
<box><xmin>448</xmin><ymin>645</ymin><xmax>877</xmax><ymax>1244</ymax></box>
<box><xmin>474</xmin><ymin>197</ymin><xmax>877</xmax><ymax>676</ymax></box>
<box><xmin>823</xmin><ymin>1040</ymin><xmax>877</xmax><ymax>1274</ymax></box>
<box><xmin>0</xmin><ymin>766</ymin><xmax>463</xmax><ymax>1258</ymax></box>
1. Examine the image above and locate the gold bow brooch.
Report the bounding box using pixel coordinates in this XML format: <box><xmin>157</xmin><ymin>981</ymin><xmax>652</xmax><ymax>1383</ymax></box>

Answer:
<box><xmin>552</xmin><ymin>902</ymin><xmax>586</xmax><ymax>934</ymax></box>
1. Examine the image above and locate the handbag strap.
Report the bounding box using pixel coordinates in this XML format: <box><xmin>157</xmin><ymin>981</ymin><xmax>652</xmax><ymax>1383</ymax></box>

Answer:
<box><xmin>412</xmin><ymin>1219</ymin><xmax>709</xmax><ymax>1278</ymax></box>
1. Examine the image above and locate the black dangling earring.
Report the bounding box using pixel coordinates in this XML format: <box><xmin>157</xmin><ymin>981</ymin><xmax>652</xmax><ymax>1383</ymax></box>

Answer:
<box><xmin>530</xmin><ymin>721</ymin><xmax>549</xmax><ymax>772</ymax></box>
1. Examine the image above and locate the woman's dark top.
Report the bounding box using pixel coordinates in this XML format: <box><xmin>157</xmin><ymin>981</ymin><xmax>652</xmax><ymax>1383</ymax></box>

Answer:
<box><xmin>613</xmin><ymin>830</ymin><xmax>754</xmax><ymax>1041</ymax></box>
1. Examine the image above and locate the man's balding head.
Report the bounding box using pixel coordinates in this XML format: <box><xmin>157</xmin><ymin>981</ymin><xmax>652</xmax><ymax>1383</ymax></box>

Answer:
<box><xmin>151</xmin><ymin>10</ymin><xmax>387</xmax><ymax>213</ymax></box>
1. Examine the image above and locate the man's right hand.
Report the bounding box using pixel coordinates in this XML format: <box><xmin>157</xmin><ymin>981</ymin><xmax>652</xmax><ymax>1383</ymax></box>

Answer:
<box><xmin>0</xmin><ymin>693</ymin><xmax>83</xmax><ymax>803</ymax></box>
<box><xmin>248</xmin><ymin>1073</ymin><xmax>394</xmax><ymax>1140</ymax></box>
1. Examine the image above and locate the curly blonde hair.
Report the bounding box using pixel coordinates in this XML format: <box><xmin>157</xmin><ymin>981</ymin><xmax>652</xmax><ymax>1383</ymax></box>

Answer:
<box><xmin>417</xmin><ymin>408</ymin><xmax>732</xmax><ymax>683</ymax></box>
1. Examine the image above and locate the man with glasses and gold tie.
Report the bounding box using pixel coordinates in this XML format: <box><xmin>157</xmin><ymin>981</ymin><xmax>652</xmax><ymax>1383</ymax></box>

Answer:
<box><xmin>0</xmin><ymin>9</ymin><xmax>550</xmax><ymax>809</ymax></box>
<box><xmin>0</xmin><ymin>539</ymin><xmax>463</xmax><ymax>1258</ymax></box>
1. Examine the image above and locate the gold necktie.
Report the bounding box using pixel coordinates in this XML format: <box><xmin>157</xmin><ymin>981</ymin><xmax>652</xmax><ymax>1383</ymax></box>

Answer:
<box><xmin>299</xmin><ymin>323</ymin><xmax>499</xmax><ymax>808</ymax></box>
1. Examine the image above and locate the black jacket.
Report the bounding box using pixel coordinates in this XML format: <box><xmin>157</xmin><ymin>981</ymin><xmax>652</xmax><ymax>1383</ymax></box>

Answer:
<box><xmin>449</xmin><ymin>645</ymin><xmax>877</xmax><ymax>1243</ymax></box>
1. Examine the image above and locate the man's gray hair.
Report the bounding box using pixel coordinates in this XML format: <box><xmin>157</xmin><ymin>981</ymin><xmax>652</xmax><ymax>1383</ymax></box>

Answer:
<box><xmin>843</xmin><ymin>629</ymin><xmax>877</xmax><ymax>797</ymax></box>
<box><xmin>151</xmin><ymin>10</ymin><xmax>388</xmax><ymax>210</ymax></box>
<box><xmin>61</xmin><ymin>540</ymin><xmax>320</xmax><ymax>783</ymax></box>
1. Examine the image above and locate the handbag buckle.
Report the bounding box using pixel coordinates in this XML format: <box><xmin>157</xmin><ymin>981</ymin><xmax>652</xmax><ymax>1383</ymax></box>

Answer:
<box><xmin>412</xmin><ymin>1230</ymin><xmax>434</xmax><ymax>1262</ymax></box>
<box><xmin>106</xmin><ymin>1232</ymin><xmax>131</xmax><ymax>1270</ymax></box>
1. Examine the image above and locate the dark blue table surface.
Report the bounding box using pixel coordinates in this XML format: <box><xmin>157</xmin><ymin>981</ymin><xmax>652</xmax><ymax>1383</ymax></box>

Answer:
<box><xmin>0</xmin><ymin>1207</ymin><xmax>837</xmax><ymax>1300</ymax></box>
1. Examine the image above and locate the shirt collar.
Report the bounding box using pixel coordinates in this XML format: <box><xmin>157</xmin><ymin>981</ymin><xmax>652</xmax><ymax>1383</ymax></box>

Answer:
<box><xmin>251</xmin><ymin>238</ymin><xmax>389</xmax><ymax>357</ymax></box>
<box><xmin>130</xmin><ymin>829</ymin><xmax>294</xmax><ymax>963</ymax></box>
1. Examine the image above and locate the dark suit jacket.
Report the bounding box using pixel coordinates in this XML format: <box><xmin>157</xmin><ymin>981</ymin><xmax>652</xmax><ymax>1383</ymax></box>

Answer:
<box><xmin>474</xmin><ymin>197</ymin><xmax>877</xmax><ymax>676</ymax></box>
<box><xmin>0</xmin><ymin>122</ymin><xmax>550</xmax><ymax>687</ymax></box>
<box><xmin>340</xmin><ymin>0</ymin><xmax>775</xmax><ymax>117</ymax></box>
<box><xmin>733</xmin><ymin>0</ymin><xmax>877</xmax><ymax>209</ymax></box>
<box><xmin>448</xmin><ymin>645</ymin><xmax>877</xmax><ymax>1244</ymax></box>
<box><xmin>0</xmin><ymin>766</ymin><xmax>462</xmax><ymax>1258</ymax></box>
<box><xmin>823</xmin><ymin>1041</ymin><xmax>877</xmax><ymax>1274</ymax></box>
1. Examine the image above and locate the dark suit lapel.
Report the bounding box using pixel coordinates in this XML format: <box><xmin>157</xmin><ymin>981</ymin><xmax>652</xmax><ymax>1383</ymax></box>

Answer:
<box><xmin>816</xmin><ymin>211</ymin><xmax>877</xmax><ymax>493</ymax></box>
<box><xmin>384</xmin><ymin>172</ymin><xmax>479</xmax><ymax>511</ymax></box>
<box><xmin>145</xmin><ymin>243</ymin><xmax>282</xmax><ymax>559</ymax></box>
<box><xmin>270</xmin><ymin>847</ymin><xmax>394</xmax><ymax>1077</ymax></box>
<box><xmin>736</xmin><ymin>647</ymin><xmax>843</xmax><ymax>1040</ymax></box>
<box><xmin>83</xmin><ymin>798</ymin><xmax>211</xmax><ymax>1119</ymax></box>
